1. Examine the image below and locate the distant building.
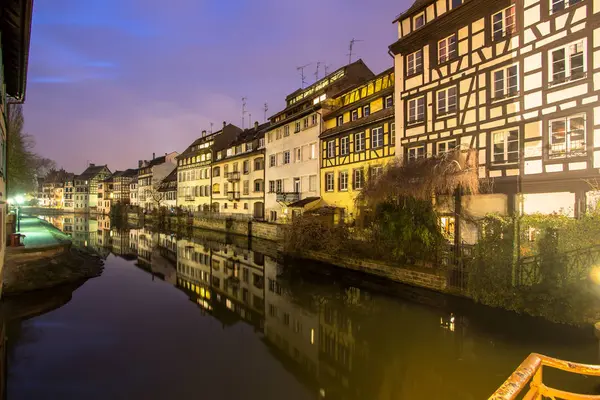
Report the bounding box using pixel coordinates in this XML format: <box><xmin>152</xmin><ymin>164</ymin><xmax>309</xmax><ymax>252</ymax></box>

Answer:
<box><xmin>138</xmin><ymin>152</ymin><xmax>178</xmax><ymax>212</ymax></box>
<box><xmin>40</xmin><ymin>169</ymin><xmax>74</xmax><ymax>209</ymax></box>
<box><xmin>74</xmin><ymin>164</ymin><xmax>111</xmax><ymax>212</ymax></box>
<box><xmin>264</xmin><ymin>60</ymin><xmax>375</xmax><ymax>223</ymax></box>
<box><xmin>62</xmin><ymin>173</ymin><xmax>75</xmax><ymax>211</ymax></box>
<box><xmin>112</xmin><ymin>169</ymin><xmax>137</xmax><ymax>205</ymax></box>
<box><xmin>177</xmin><ymin>122</ymin><xmax>242</xmax><ymax>213</ymax></box>
<box><xmin>158</xmin><ymin>168</ymin><xmax>178</xmax><ymax>211</ymax></box>
<box><xmin>212</xmin><ymin>121</ymin><xmax>268</xmax><ymax>218</ymax></box>
<box><xmin>130</xmin><ymin>176</ymin><xmax>139</xmax><ymax>207</ymax></box>
<box><xmin>97</xmin><ymin>175</ymin><xmax>114</xmax><ymax>215</ymax></box>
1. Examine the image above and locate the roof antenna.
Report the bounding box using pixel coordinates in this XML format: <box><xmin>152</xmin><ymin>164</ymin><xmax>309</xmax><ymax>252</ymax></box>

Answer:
<box><xmin>241</xmin><ymin>97</ymin><xmax>247</xmax><ymax>129</ymax></box>
<box><xmin>210</xmin><ymin>122</ymin><xmax>214</xmax><ymax>134</ymax></box>
<box><xmin>248</xmin><ymin>113</ymin><xmax>252</xmax><ymax>128</ymax></box>
<box><xmin>297</xmin><ymin>63</ymin><xmax>311</xmax><ymax>89</ymax></box>
<box><xmin>348</xmin><ymin>38</ymin><xmax>364</xmax><ymax>64</ymax></box>
<box><xmin>315</xmin><ymin>62</ymin><xmax>323</xmax><ymax>81</ymax></box>
<box><xmin>263</xmin><ymin>102</ymin><xmax>268</xmax><ymax>123</ymax></box>
<box><xmin>324</xmin><ymin>63</ymin><xmax>330</xmax><ymax>76</ymax></box>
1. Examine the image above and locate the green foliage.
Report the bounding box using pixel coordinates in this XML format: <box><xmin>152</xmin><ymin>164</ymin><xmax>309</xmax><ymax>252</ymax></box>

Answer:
<box><xmin>283</xmin><ymin>216</ymin><xmax>350</xmax><ymax>256</ymax></box>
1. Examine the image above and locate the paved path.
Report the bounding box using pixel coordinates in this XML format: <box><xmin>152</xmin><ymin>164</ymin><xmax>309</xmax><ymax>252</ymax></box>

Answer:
<box><xmin>16</xmin><ymin>217</ymin><xmax>71</xmax><ymax>248</ymax></box>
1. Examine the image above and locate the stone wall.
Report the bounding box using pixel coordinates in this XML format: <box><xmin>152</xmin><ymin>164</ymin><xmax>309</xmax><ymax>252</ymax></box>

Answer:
<box><xmin>251</xmin><ymin>221</ymin><xmax>284</xmax><ymax>241</ymax></box>
<box><xmin>305</xmin><ymin>251</ymin><xmax>447</xmax><ymax>292</ymax></box>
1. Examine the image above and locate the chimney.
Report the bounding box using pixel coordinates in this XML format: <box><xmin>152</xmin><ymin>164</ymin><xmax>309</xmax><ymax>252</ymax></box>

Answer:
<box><xmin>202</xmin><ymin>130</ymin><xmax>206</xmax><ymax>137</ymax></box>
<box><xmin>254</xmin><ymin>121</ymin><xmax>259</xmax><ymax>129</ymax></box>
<box><xmin>223</xmin><ymin>121</ymin><xmax>226</xmax><ymax>128</ymax></box>
<box><xmin>89</xmin><ymin>163</ymin><xmax>95</xmax><ymax>167</ymax></box>
<box><xmin>152</xmin><ymin>152</ymin><xmax>155</xmax><ymax>160</ymax></box>
<box><xmin>138</xmin><ymin>160</ymin><xmax>143</xmax><ymax>168</ymax></box>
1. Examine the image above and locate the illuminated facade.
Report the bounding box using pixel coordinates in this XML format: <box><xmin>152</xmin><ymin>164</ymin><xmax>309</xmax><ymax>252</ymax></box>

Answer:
<box><xmin>63</xmin><ymin>176</ymin><xmax>75</xmax><ymax>211</ymax></box>
<box><xmin>74</xmin><ymin>164</ymin><xmax>111</xmax><ymax>212</ymax></box>
<box><xmin>138</xmin><ymin>152</ymin><xmax>178</xmax><ymax>212</ymax></box>
<box><xmin>112</xmin><ymin>169</ymin><xmax>137</xmax><ymax>205</ymax></box>
<box><xmin>264</xmin><ymin>60</ymin><xmax>375</xmax><ymax>223</ymax></box>
<box><xmin>97</xmin><ymin>176</ymin><xmax>114</xmax><ymax>215</ymax></box>
<box><xmin>158</xmin><ymin>168</ymin><xmax>178</xmax><ymax>211</ymax></box>
<box><xmin>390</xmin><ymin>0</ymin><xmax>600</xmax><ymax>241</ymax></box>
<box><xmin>211</xmin><ymin>122</ymin><xmax>268</xmax><ymax>217</ymax></box>
<box><xmin>130</xmin><ymin>176</ymin><xmax>139</xmax><ymax>207</ymax></box>
<box><xmin>320</xmin><ymin>68</ymin><xmax>396</xmax><ymax>222</ymax></box>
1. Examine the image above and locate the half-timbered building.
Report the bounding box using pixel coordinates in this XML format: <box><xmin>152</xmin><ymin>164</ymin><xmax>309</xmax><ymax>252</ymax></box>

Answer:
<box><xmin>320</xmin><ymin>68</ymin><xmax>396</xmax><ymax>222</ymax></box>
<box><xmin>390</xmin><ymin>0</ymin><xmax>600</xmax><ymax>242</ymax></box>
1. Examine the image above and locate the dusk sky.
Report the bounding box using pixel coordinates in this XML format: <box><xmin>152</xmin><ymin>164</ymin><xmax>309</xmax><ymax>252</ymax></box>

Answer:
<box><xmin>24</xmin><ymin>0</ymin><xmax>412</xmax><ymax>173</ymax></box>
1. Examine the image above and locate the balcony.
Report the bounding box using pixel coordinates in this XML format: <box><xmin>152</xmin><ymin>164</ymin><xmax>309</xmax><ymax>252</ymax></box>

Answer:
<box><xmin>276</xmin><ymin>192</ymin><xmax>300</xmax><ymax>203</ymax></box>
<box><xmin>227</xmin><ymin>191</ymin><xmax>241</xmax><ymax>201</ymax></box>
<box><xmin>185</xmin><ymin>195</ymin><xmax>195</xmax><ymax>202</ymax></box>
<box><xmin>226</xmin><ymin>171</ymin><xmax>241</xmax><ymax>181</ymax></box>
<box><xmin>548</xmin><ymin>139</ymin><xmax>586</xmax><ymax>159</ymax></box>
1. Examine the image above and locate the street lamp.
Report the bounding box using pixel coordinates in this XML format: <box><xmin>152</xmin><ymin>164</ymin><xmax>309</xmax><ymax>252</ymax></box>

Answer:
<box><xmin>15</xmin><ymin>195</ymin><xmax>24</xmax><ymax>232</ymax></box>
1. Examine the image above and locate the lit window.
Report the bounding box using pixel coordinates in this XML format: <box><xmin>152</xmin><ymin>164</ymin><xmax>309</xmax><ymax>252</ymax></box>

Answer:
<box><xmin>371</xmin><ymin>127</ymin><xmax>384</xmax><ymax>148</ymax></box>
<box><xmin>353</xmin><ymin>169</ymin><xmax>364</xmax><ymax>190</ymax></box>
<box><xmin>550</xmin><ymin>40</ymin><xmax>586</xmax><ymax>85</ymax></box>
<box><xmin>437</xmin><ymin>87</ymin><xmax>457</xmax><ymax>116</ymax></box>
<box><xmin>492</xmin><ymin>129</ymin><xmax>519</xmax><ymax>164</ymax></box>
<box><xmin>492</xmin><ymin>5</ymin><xmax>516</xmax><ymax>41</ymax></box>
<box><xmin>438</xmin><ymin>34</ymin><xmax>457</xmax><ymax>64</ymax></box>
<box><xmin>339</xmin><ymin>171</ymin><xmax>348</xmax><ymax>191</ymax></box>
<box><xmin>437</xmin><ymin>139</ymin><xmax>457</xmax><ymax>155</ymax></box>
<box><xmin>325</xmin><ymin>173</ymin><xmax>335</xmax><ymax>192</ymax></box>
<box><xmin>493</xmin><ymin>64</ymin><xmax>519</xmax><ymax>99</ymax></box>
<box><xmin>549</xmin><ymin>114</ymin><xmax>586</xmax><ymax>159</ymax></box>
<box><xmin>327</xmin><ymin>140</ymin><xmax>336</xmax><ymax>158</ymax></box>
<box><xmin>407</xmin><ymin>49</ymin><xmax>423</xmax><ymax>75</ymax></box>
<box><xmin>408</xmin><ymin>96</ymin><xmax>425</xmax><ymax>123</ymax></box>
<box><xmin>408</xmin><ymin>146</ymin><xmax>425</xmax><ymax>161</ymax></box>
<box><xmin>414</xmin><ymin>12</ymin><xmax>425</xmax><ymax>29</ymax></box>
<box><xmin>551</xmin><ymin>0</ymin><xmax>583</xmax><ymax>14</ymax></box>
<box><xmin>340</xmin><ymin>136</ymin><xmax>350</xmax><ymax>156</ymax></box>
<box><xmin>310</xmin><ymin>143</ymin><xmax>317</xmax><ymax>159</ymax></box>
<box><xmin>355</xmin><ymin>132</ymin><xmax>366</xmax><ymax>152</ymax></box>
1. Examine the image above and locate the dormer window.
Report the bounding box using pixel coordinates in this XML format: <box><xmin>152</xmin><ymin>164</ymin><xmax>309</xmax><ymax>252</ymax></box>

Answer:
<box><xmin>451</xmin><ymin>0</ymin><xmax>464</xmax><ymax>9</ymax></box>
<box><xmin>363</xmin><ymin>104</ymin><xmax>371</xmax><ymax>117</ymax></box>
<box><xmin>414</xmin><ymin>12</ymin><xmax>425</xmax><ymax>30</ymax></box>
<box><xmin>337</xmin><ymin>115</ymin><xmax>344</xmax><ymax>126</ymax></box>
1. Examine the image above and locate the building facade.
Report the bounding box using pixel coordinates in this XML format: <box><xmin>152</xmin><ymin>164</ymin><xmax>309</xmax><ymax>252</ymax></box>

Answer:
<box><xmin>211</xmin><ymin>122</ymin><xmax>268</xmax><ymax>217</ymax></box>
<box><xmin>113</xmin><ymin>169</ymin><xmax>137</xmax><ymax>205</ymax></box>
<box><xmin>158</xmin><ymin>168</ymin><xmax>178</xmax><ymax>211</ymax></box>
<box><xmin>63</xmin><ymin>175</ymin><xmax>75</xmax><ymax>211</ymax></box>
<box><xmin>74</xmin><ymin>164</ymin><xmax>111</xmax><ymax>212</ymax></box>
<box><xmin>320</xmin><ymin>68</ymin><xmax>396</xmax><ymax>222</ymax></box>
<box><xmin>138</xmin><ymin>152</ymin><xmax>178</xmax><ymax>212</ymax></box>
<box><xmin>390</xmin><ymin>0</ymin><xmax>600</xmax><ymax>242</ymax></box>
<box><xmin>264</xmin><ymin>60</ymin><xmax>375</xmax><ymax>223</ymax></box>
<box><xmin>130</xmin><ymin>176</ymin><xmax>139</xmax><ymax>207</ymax></box>
<box><xmin>97</xmin><ymin>175</ymin><xmax>114</xmax><ymax>215</ymax></box>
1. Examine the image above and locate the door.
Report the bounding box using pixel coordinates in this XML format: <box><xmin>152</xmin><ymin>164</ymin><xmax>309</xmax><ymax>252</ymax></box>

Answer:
<box><xmin>253</xmin><ymin>202</ymin><xmax>264</xmax><ymax>219</ymax></box>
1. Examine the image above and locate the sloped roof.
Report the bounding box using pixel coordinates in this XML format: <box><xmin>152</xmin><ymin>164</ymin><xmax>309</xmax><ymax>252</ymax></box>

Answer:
<box><xmin>320</xmin><ymin>106</ymin><xmax>394</xmax><ymax>139</ymax></box>
<box><xmin>78</xmin><ymin>164</ymin><xmax>109</xmax><ymax>180</ymax></box>
<box><xmin>0</xmin><ymin>0</ymin><xmax>33</xmax><ymax>100</ymax></box>
<box><xmin>393</xmin><ymin>0</ymin><xmax>432</xmax><ymax>23</ymax></box>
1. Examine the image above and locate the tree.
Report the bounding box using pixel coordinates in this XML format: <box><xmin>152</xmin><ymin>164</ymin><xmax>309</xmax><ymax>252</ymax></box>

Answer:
<box><xmin>7</xmin><ymin>104</ymin><xmax>56</xmax><ymax>196</ymax></box>
<box><xmin>145</xmin><ymin>181</ymin><xmax>167</xmax><ymax>211</ymax></box>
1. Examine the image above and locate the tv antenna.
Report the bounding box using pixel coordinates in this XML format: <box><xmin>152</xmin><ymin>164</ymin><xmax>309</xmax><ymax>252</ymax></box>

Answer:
<box><xmin>210</xmin><ymin>122</ymin><xmax>214</xmax><ymax>133</ymax></box>
<box><xmin>263</xmin><ymin>103</ymin><xmax>268</xmax><ymax>122</ymax></box>
<box><xmin>297</xmin><ymin>63</ymin><xmax>311</xmax><ymax>88</ymax></box>
<box><xmin>324</xmin><ymin>63</ymin><xmax>330</xmax><ymax>76</ymax></box>
<box><xmin>315</xmin><ymin>62</ymin><xmax>323</xmax><ymax>81</ymax></box>
<box><xmin>241</xmin><ymin>97</ymin><xmax>248</xmax><ymax>129</ymax></box>
<box><xmin>348</xmin><ymin>38</ymin><xmax>363</xmax><ymax>64</ymax></box>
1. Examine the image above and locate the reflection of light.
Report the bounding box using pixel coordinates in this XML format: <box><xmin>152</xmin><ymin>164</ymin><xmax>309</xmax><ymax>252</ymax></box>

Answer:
<box><xmin>200</xmin><ymin>288</ymin><xmax>205</xmax><ymax>297</ymax></box>
<box><xmin>84</xmin><ymin>240</ymin><xmax>88</xmax><ymax>247</ymax></box>
<box><xmin>319</xmin><ymin>389</ymin><xmax>326</xmax><ymax>398</ymax></box>
<box><xmin>226</xmin><ymin>299</ymin><xmax>233</xmax><ymax>310</ymax></box>
<box><xmin>311</xmin><ymin>329</ymin><xmax>315</xmax><ymax>345</ymax></box>
<box><xmin>590</xmin><ymin>266</ymin><xmax>600</xmax><ymax>285</ymax></box>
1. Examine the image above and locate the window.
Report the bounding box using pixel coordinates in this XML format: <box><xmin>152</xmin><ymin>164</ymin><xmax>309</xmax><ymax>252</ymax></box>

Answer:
<box><xmin>408</xmin><ymin>96</ymin><xmax>425</xmax><ymax>123</ymax></box>
<box><xmin>353</xmin><ymin>169</ymin><xmax>364</xmax><ymax>190</ymax></box>
<box><xmin>276</xmin><ymin>129</ymin><xmax>282</xmax><ymax>140</ymax></box>
<box><xmin>311</xmin><ymin>114</ymin><xmax>317</xmax><ymax>126</ymax></box>
<box><xmin>294</xmin><ymin>121</ymin><xmax>300</xmax><ymax>133</ymax></box>
<box><xmin>294</xmin><ymin>177</ymin><xmax>301</xmax><ymax>193</ymax></box>
<box><xmin>337</xmin><ymin>115</ymin><xmax>344</xmax><ymax>126</ymax></box>
<box><xmin>390</xmin><ymin>123</ymin><xmax>396</xmax><ymax>146</ymax></box>
<box><xmin>325</xmin><ymin>173</ymin><xmax>335</xmax><ymax>192</ymax></box>
<box><xmin>493</xmin><ymin>129</ymin><xmax>519</xmax><ymax>164</ymax></box>
<box><xmin>243</xmin><ymin>160</ymin><xmax>250</xmax><ymax>174</ymax></box>
<box><xmin>492</xmin><ymin>5</ymin><xmax>516</xmax><ymax>41</ymax></box>
<box><xmin>355</xmin><ymin>132</ymin><xmax>366</xmax><ymax>152</ymax></box>
<box><xmin>550</xmin><ymin>40</ymin><xmax>585</xmax><ymax>85</ymax></box>
<box><xmin>269</xmin><ymin>180</ymin><xmax>275</xmax><ymax>193</ymax></box>
<box><xmin>437</xmin><ymin>139</ymin><xmax>457</xmax><ymax>154</ymax></box>
<box><xmin>295</xmin><ymin>147</ymin><xmax>302</xmax><ymax>162</ymax></box>
<box><xmin>269</xmin><ymin>154</ymin><xmax>276</xmax><ymax>167</ymax></box>
<box><xmin>414</xmin><ymin>12</ymin><xmax>425</xmax><ymax>29</ymax></box>
<box><xmin>339</xmin><ymin>171</ymin><xmax>348</xmax><ymax>191</ymax></box>
<box><xmin>351</xmin><ymin>109</ymin><xmax>359</xmax><ymax>121</ymax></box>
<box><xmin>551</xmin><ymin>0</ymin><xmax>583</xmax><ymax>13</ymax></box>
<box><xmin>363</xmin><ymin>104</ymin><xmax>370</xmax><ymax>117</ymax></box>
<box><xmin>259</xmin><ymin>138</ymin><xmax>265</xmax><ymax>148</ymax></box>
<box><xmin>371</xmin><ymin>127</ymin><xmax>384</xmax><ymax>148</ymax></box>
<box><xmin>303</xmin><ymin>117</ymin><xmax>309</xmax><ymax>129</ymax></box>
<box><xmin>493</xmin><ymin>64</ymin><xmax>519</xmax><ymax>99</ymax></box>
<box><xmin>452</xmin><ymin>0</ymin><xmax>464</xmax><ymax>8</ymax></box>
<box><xmin>407</xmin><ymin>49</ymin><xmax>423</xmax><ymax>75</ymax></box>
<box><xmin>284</xmin><ymin>125</ymin><xmax>290</xmax><ymax>136</ymax></box>
<box><xmin>243</xmin><ymin>180</ymin><xmax>249</xmax><ymax>195</ymax></box>
<box><xmin>438</xmin><ymin>34</ymin><xmax>457</xmax><ymax>64</ymax></box>
<box><xmin>340</xmin><ymin>137</ymin><xmax>350</xmax><ymax>156</ymax></box>
<box><xmin>254</xmin><ymin>158</ymin><xmax>264</xmax><ymax>170</ymax></box>
<box><xmin>254</xmin><ymin>179</ymin><xmax>264</xmax><ymax>192</ymax></box>
<box><xmin>327</xmin><ymin>140</ymin><xmax>336</xmax><ymax>158</ymax></box>
<box><xmin>437</xmin><ymin>87</ymin><xmax>457</xmax><ymax>116</ymax></box>
<box><xmin>310</xmin><ymin>143</ymin><xmax>317</xmax><ymax>159</ymax></box>
<box><xmin>408</xmin><ymin>146</ymin><xmax>425</xmax><ymax>161</ymax></box>
<box><xmin>276</xmin><ymin>179</ymin><xmax>283</xmax><ymax>193</ymax></box>
<box><xmin>212</xmin><ymin>183</ymin><xmax>220</xmax><ymax>193</ymax></box>
<box><xmin>223</xmin><ymin>182</ymin><xmax>228</xmax><ymax>195</ymax></box>
<box><xmin>549</xmin><ymin>114</ymin><xmax>586</xmax><ymax>158</ymax></box>
<box><xmin>283</xmin><ymin>151</ymin><xmax>291</xmax><ymax>164</ymax></box>
<box><xmin>370</xmin><ymin>166</ymin><xmax>383</xmax><ymax>180</ymax></box>
<box><xmin>213</xmin><ymin>167</ymin><xmax>220</xmax><ymax>177</ymax></box>
<box><xmin>270</xmin><ymin>210</ymin><xmax>278</xmax><ymax>221</ymax></box>
<box><xmin>384</xmin><ymin>95</ymin><xmax>394</xmax><ymax>109</ymax></box>
<box><xmin>309</xmin><ymin>175</ymin><xmax>317</xmax><ymax>191</ymax></box>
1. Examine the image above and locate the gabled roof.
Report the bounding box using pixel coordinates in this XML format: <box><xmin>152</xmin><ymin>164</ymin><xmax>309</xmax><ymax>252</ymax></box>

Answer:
<box><xmin>226</xmin><ymin>122</ymin><xmax>270</xmax><ymax>148</ymax></box>
<box><xmin>392</xmin><ymin>0</ymin><xmax>432</xmax><ymax>23</ymax></box>
<box><xmin>320</xmin><ymin>106</ymin><xmax>394</xmax><ymax>139</ymax></box>
<box><xmin>159</xmin><ymin>168</ymin><xmax>178</xmax><ymax>192</ymax></box>
<box><xmin>78</xmin><ymin>164</ymin><xmax>110</xmax><ymax>180</ymax></box>
<box><xmin>121</xmin><ymin>168</ymin><xmax>138</xmax><ymax>178</ymax></box>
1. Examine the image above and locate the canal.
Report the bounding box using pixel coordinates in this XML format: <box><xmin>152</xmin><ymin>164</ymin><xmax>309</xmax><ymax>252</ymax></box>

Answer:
<box><xmin>3</xmin><ymin>215</ymin><xmax>600</xmax><ymax>399</ymax></box>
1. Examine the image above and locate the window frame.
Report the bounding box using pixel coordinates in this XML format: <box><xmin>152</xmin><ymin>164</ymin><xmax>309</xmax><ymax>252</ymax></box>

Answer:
<box><xmin>283</xmin><ymin>150</ymin><xmax>291</xmax><ymax>164</ymax></box>
<box><xmin>384</xmin><ymin>95</ymin><xmax>394</xmax><ymax>109</ymax></box>
<box><xmin>406</xmin><ymin>49</ymin><xmax>424</xmax><ymax>76</ymax></box>
<box><xmin>351</xmin><ymin>109</ymin><xmax>359</xmax><ymax>121</ymax></box>
<box><xmin>548</xmin><ymin>113</ymin><xmax>587</xmax><ymax>159</ymax></box>
<box><xmin>492</xmin><ymin>129</ymin><xmax>520</xmax><ymax>165</ymax></box>
<box><xmin>363</xmin><ymin>104</ymin><xmax>371</xmax><ymax>117</ymax></box>
<box><xmin>550</xmin><ymin>0</ymin><xmax>583</xmax><ymax>14</ymax></box>
<box><xmin>492</xmin><ymin>5</ymin><xmax>516</xmax><ymax>41</ymax></box>
<box><xmin>353</xmin><ymin>168</ymin><xmax>364</xmax><ymax>190</ymax></box>
<box><xmin>407</xmin><ymin>96</ymin><xmax>425</xmax><ymax>124</ymax></box>
<box><xmin>339</xmin><ymin>171</ymin><xmax>348</xmax><ymax>191</ymax></box>
<box><xmin>549</xmin><ymin>39</ymin><xmax>587</xmax><ymax>87</ymax></box>
<box><xmin>436</xmin><ymin>86</ymin><xmax>458</xmax><ymax>117</ymax></box>
<box><xmin>340</xmin><ymin>136</ymin><xmax>350</xmax><ymax>156</ymax></box>
<box><xmin>492</xmin><ymin>63</ymin><xmax>520</xmax><ymax>101</ymax></box>
<box><xmin>355</xmin><ymin>132</ymin><xmax>366</xmax><ymax>152</ymax></box>
<box><xmin>337</xmin><ymin>115</ymin><xmax>344</xmax><ymax>126</ymax></box>
<box><xmin>269</xmin><ymin>154</ymin><xmax>276</xmax><ymax>167</ymax></box>
<box><xmin>408</xmin><ymin>146</ymin><xmax>426</xmax><ymax>161</ymax></box>
<box><xmin>438</xmin><ymin>34</ymin><xmax>457</xmax><ymax>64</ymax></box>
<box><xmin>371</xmin><ymin>126</ymin><xmax>384</xmax><ymax>149</ymax></box>
<box><xmin>325</xmin><ymin>173</ymin><xmax>335</xmax><ymax>192</ymax></box>
<box><xmin>437</xmin><ymin>139</ymin><xmax>457</xmax><ymax>155</ymax></box>
<box><xmin>327</xmin><ymin>140</ymin><xmax>336</xmax><ymax>158</ymax></box>
<box><xmin>413</xmin><ymin>12</ymin><xmax>425</xmax><ymax>30</ymax></box>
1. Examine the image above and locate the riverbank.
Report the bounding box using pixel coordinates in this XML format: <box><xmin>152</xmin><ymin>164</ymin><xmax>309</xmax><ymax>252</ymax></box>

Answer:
<box><xmin>2</xmin><ymin>217</ymin><xmax>104</xmax><ymax>296</ymax></box>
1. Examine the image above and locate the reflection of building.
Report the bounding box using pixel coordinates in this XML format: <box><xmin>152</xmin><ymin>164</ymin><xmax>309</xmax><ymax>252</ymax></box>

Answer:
<box><xmin>211</xmin><ymin>122</ymin><xmax>268</xmax><ymax>218</ymax></box>
<box><xmin>110</xmin><ymin>229</ymin><xmax>132</xmax><ymax>258</ymax></box>
<box><xmin>129</xmin><ymin>228</ymin><xmax>140</xmax><ymax>255</ymax></box>
<box><xmin>138</xmin><ymin>153</ymin><xmax>178</xmax><ymax>212</ymax></box>
<box><xmin>320</xmin><ymin>68</ymin><xmax>396</xmax><ymax>223</ymax></box>
<box><xmin>264</xmin><ymin>60</ymin><xmax>375</xmax><ymax>223</ymax></box>
<box><xmin>71</xmin><ymin>215</ymin><xmax>98</xmax><ymax>250</ymax></box>
<box><xmin>137</xmin><ymin>228</ymin><xmax>155</xmax><ymax>269</ymax></box>
<box><xmin>151</xmin><ymin>233</ymin><xmax>178</xmax><ymax>284</ymax></box>
<box><xmin>96</xmin><ymin>215</ymin><xmax>111</xmax><ymax>250</ymax></box>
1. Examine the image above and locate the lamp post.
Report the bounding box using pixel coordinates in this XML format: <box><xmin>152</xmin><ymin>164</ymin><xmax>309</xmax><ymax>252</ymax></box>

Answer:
<box><xmin>15</xmin><ymin>195</ymin><xmax>24</xmax><ymax>232</ymax></box>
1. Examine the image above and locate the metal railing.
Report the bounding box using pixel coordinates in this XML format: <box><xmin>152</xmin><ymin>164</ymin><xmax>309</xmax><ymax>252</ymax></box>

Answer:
<box><xmin>225</xmin><ymin>172</ymin><xmax>241</xmax><ymax>181</ymax></box>
<box><xmin>489</xmin><ymin>353</ymin><xmax>600</xmax><ymax>399</ymax></box>
<box><xmin>548</xmin><ymin>138</ymin><xmax>586</xmax><ymax>159</ymax></box>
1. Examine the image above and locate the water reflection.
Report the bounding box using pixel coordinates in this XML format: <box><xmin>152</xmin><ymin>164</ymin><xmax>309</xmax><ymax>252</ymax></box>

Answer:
<box><xmin>14</xmin><ymin>215</ymin><xmax>600</xmax><ymax>399</ymax></box>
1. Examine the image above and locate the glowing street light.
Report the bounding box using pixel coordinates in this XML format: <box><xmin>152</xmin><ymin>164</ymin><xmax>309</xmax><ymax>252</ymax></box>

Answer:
<box><xmin>14</xmin><ymin>194</ymin><xmax>24</xmax><ymax>232</ymax></box>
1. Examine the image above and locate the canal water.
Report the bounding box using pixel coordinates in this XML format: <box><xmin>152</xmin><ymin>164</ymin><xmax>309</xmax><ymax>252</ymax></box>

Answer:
<box><xmin>3</xmin><ymin>215</ymin><xmax>600</xmax><ymax>399</ymax></box>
